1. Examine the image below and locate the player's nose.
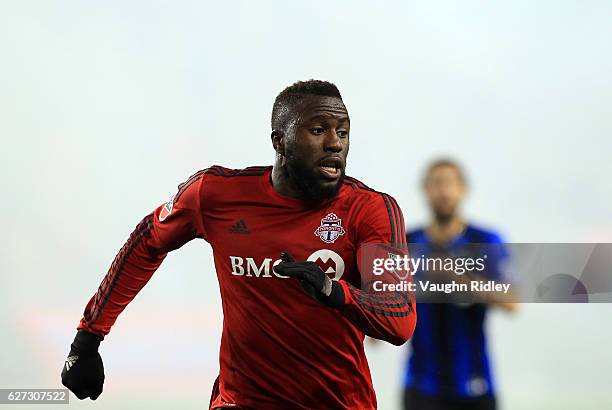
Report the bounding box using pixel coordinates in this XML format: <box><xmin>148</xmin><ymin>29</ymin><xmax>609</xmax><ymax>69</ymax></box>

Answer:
<box><xmin>323</xmin><ymin>130</ymin><xmax>342</xmax><ymax>152</ymax></box>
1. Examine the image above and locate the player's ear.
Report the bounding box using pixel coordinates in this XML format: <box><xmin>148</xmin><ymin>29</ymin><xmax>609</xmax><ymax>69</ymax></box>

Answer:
<box><xmin>271</xmin><ymin>129</ymin><xmax>285</xmax><ymax>156</ymax></box>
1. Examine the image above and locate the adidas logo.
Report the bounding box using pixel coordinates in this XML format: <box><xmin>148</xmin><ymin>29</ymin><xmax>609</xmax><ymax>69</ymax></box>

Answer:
<box><xmin>65</xmin><ymin>355</ymin><xmax>78</xmax><ymax>372</ymax></box>
<box><xmin>229</xmin><ymin>219</ymin><xmax>249</xmax><ymax>234</ymax></box>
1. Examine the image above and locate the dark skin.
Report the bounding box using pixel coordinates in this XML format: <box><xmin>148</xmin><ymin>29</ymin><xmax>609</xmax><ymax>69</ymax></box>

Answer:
<box><xmin>270</xmin><ymin>95</ymin><xmax>350</xmax><ymax>202</ymax></box>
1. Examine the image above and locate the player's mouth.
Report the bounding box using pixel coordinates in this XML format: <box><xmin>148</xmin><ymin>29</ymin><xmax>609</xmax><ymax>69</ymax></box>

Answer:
<box><xmin>317</xmin><ymin>156</ymin><xmax>344</xmax><ymax>180</ymax></box>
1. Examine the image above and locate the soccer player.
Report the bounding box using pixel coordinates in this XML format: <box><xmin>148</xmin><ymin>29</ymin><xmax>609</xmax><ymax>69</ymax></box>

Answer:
<box><xmin>61</xmin><ymin>80</ymin><xmax>416</xmax><ymax>409</ymax></box>
<box><xmin>402</xmin><ymin>159</ymin><xmax>515</xmax><ymax>410</ymax></box>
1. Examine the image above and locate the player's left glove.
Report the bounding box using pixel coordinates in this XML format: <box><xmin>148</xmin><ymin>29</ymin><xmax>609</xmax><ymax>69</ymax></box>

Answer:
<box><xmin>276</xmin><ymin>252</ymin><xmax>345</xmax><ymax>308</ymax></box>
<box><xmin>61</xmin><ymin>330</ymin><xmax>105</xmax><ymax>400</ymax></box>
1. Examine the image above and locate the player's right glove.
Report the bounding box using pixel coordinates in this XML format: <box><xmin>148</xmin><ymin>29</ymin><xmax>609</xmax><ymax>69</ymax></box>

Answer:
<box><xmin>61</xmin><ymin>330</ymin><xmax>105</xmax><ymax>400</ymax></box>
<box><xmin>276</xmin><ymin>251</ymin><xmax>345</xmax><ymax>308</ymax></box>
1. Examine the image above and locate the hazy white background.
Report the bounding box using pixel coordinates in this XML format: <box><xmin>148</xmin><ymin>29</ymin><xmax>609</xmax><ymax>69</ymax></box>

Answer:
<box><xmin>1</xmin><ymin>1</ymin><xmax>611</xmax><ymax>409</ymax></box>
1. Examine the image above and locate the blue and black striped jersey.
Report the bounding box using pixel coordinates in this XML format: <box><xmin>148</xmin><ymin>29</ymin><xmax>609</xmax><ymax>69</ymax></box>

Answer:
<box><xmin>403</xmin><ymin>225</ymin><xmax>506</xmax><ymax>399</ymax></box>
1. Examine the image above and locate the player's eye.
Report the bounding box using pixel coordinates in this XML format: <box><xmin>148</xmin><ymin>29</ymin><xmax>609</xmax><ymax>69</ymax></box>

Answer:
<box><xmin>337</xmin><ymin>129</ymin><xmax>349</xmax><ymax>138</ymax></box>
<box><xmin>310</xmin><ymin>127</ymin><xmax>325</xmax><ymax>135</ymax></box>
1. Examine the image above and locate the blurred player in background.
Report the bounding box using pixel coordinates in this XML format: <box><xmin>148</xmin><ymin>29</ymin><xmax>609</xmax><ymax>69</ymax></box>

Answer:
<box><xmin>402</xmin><ymin>159</ymin><xmax>516</xmax><ymax>410</ymax></box>
<box><xmin>61</xmin><ymin>79</ymin><xmax>416</xmax><ymax>409</ymax></box>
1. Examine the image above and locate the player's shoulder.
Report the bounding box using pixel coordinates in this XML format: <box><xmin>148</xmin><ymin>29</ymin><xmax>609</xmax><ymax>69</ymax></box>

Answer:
<box><xmin>174</xmin><ymin>165</ymin><xmax>270</xmax><ymax>201</ymax></box>
<box><xmin>343</xmin><ymin>174</ymin><xmax>404</xmax><ymax>225</ymax></box>
<box><xmin>185</xmin><ymin>165</ymin><xmax>270</xmax><ymax>183</ymax></box>
<box><xmin>179</xmin><ymin>164</ymin><xmax>269</xmax><ymax>188</ymax></box>
<box><xmin>343</xmin><ymin>174</ymin><xmax>399</xmax><ymax>206</ymax></box>
<box><xmin>343</xmin><ymin>175</ymin><xmax>406</xmax><ymax>245</ymax></box>
<box><xmin>464</xmin><ymin>224</ymin><xmax>504</xmax><ymax>244</ymax></box>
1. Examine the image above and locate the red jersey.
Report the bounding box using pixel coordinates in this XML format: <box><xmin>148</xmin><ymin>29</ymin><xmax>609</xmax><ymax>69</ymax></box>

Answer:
<box><xmin>78</xmin><ymin>165</ymin><xmax>416</xmax><ymax>409</ymax></box>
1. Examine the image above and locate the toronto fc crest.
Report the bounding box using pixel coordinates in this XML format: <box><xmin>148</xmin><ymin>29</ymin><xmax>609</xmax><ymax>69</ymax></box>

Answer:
<box><xmin>314</xmin><ymin>213</ymin><xmax>346</xmax><ymax>244</ymax></box>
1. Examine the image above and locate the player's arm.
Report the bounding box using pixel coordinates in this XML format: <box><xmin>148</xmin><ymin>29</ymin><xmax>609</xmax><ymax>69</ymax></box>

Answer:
<box><xmin>479</xmin><ymin>236</ymin><xmax>518</xmax><ymax>312</ymax></box>
<box><xmin>276</xmin><ymin>194</ymin><xmax>416</xmax><ymax>346</ymax></box>
<box><xmin>423</xmin><ymin>238</ymin><xmax>518</xmax><ymax>311</ymax></box>
<box><xmin>336</xmin><ymin>194</ymin><xmax>416</xmax><ymax>345</ymax></box>
<box><xmin>61</xmin><ymin>172</ymin><xmax>207</xmax><ymax>400</ymax></box>
<box><xmin>438</xmin><ymin>270</ymin><xmax>518</xmax><ymax>311</ymax></box>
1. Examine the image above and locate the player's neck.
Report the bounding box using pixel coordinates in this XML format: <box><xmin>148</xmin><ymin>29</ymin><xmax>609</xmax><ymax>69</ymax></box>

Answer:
<box><xmin>271</xmin><ymin>164</ymin><xmax>304</xmax><ymax>200</ymax></box>
<box><xmin>427</xmin><ymin>215</ymin><xmax>466</xmax><ymax>245</ymax></box>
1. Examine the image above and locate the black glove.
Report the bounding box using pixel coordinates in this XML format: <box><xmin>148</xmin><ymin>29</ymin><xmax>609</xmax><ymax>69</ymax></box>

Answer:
<box><xmin>276</xmin><ymin>252</ymin><xmax>345</xmax><ymax>308</ymax></box>
<box><xmin>61</xmin><ymin>330</ymin><xmax>105</xmax><ymax>400</ymax></box>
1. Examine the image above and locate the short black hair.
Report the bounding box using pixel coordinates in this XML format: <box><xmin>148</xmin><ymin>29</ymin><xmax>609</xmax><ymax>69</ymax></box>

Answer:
<box><xmin>271</xmin><ymin>79</ymin><xmax>343</xmax><ymax>130</ymax></box>
<box><xmin>423</xmin><ymin>158</ymin><xmax>467</xmax><ymax>186</ymax></box>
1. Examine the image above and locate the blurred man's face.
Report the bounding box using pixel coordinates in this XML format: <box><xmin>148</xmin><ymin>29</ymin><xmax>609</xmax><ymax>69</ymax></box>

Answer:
<box><xmin>284</xmin><ymin>95</ymin><xmax>349</xmax><ymax>200</ymax></box>
<box><xmin>425</xmin><ymin>165</ymin><xmax>465</xmax><ymax>222</ymax></box>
